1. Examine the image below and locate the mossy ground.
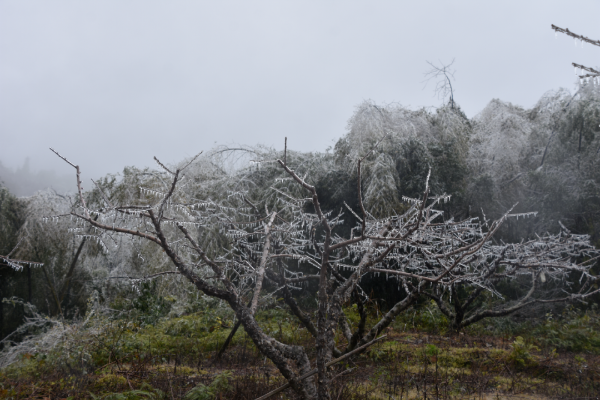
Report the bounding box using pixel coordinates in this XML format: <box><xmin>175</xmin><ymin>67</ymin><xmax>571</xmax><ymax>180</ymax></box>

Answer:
<box><xmin>1</xmin><ymin>306</ymin><xmax>598</xmax><ymax>399</ymax></box>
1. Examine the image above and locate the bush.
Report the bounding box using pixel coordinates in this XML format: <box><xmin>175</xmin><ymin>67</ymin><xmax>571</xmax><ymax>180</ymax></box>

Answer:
<box><xmin>532</xmin><ymin>307</ymin><xmax>600</xmax><ymax>354</ymax></box>
<box><xmin>184</xmin><ymin>371</ymin><xmax>232</xmax><ymax>400</ymax></box>
<box><xmin>508</xmin><ymin>336</ymin><xmax>539</xmax><ymax>368</ymax></box>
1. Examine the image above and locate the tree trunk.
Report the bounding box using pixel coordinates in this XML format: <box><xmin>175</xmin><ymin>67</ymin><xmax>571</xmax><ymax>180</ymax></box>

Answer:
<box><xmin>27</xmin><ymin>265</ymin><xmax>32</xmax><ymax>303</ymax></box>
<box><xmin>450</xmin><ymin>286</ymin><xmax>464</xmax><ymax>333</ymax></box>
<box><xmin>41</xmin><ymin>264</ymin><xmax>63</xmax><ymax>318</ymax></box>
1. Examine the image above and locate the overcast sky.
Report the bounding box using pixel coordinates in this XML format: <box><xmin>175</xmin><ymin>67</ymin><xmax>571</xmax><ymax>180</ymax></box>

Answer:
<box><xmin>1</xmin><ymin>0</ymin><xmax>598</xmax><ymax>184</ymax></box>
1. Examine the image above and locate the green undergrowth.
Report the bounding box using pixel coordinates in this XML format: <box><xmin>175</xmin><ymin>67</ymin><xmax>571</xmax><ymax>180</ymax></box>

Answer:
<box><xmin>364</xmin><ymin>335</ymin><xmax>551</xmax><ymax>373</ymax></box>
<box><xmin>532</xmin><ymin>307</ymin><xmax>600</xmax><ymax>353</ymax></box>
<box><xmin>1</xmin><ymin>302</ymin><xmax>599</xmax><ymax>398</ymax></box>
<box><xmin>90</xmin><ymin>306</ymin><xmax>313</xmax><ymax>367</ymax></box>
<box><xmin>89</xmin><ymin>382</ymin><xmax>164</xmax><ymax>400</ymax></box>
<box><xmin>383</xmin><ymin>301</ymin><xmax>600</xmax><ymax>355</ymax></box>
<box><xmin>0</xmin><ymin>306</ymin><xmax>312</xmax><ymax>380</ymax></box>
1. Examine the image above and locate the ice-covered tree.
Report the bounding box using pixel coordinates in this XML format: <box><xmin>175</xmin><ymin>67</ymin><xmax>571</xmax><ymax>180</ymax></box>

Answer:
<box><xmin>43</xmin><ymin>141</ymin><xmax>599</xmax><ymax>400</ymax></box>
<box><xmin>336</xmin><ymin>100</ymin><xmax>470</xmax><ymax>218</ymax></box>
<box><xmin>468</xmin><ymin>100</ymin><xmax>533</xmax><ymax>186</ymax></box>
<box><xmin>0</xmin><ymin>185</ymin><xmax>29</xmax><ymax>340</ymax></box>
<box><xmin>531</xmin><ymin>84</ymin><xmax>600</xmax><ymax>237</ymax></box>
<box><xmin>1</xmin><ymin>189</ymin><xmax>97</xmax><ymax>321</ymax></box>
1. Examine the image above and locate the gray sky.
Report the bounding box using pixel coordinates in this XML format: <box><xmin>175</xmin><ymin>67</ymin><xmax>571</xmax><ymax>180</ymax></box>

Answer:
<box><xmin>1</xmin><ymin>0</ymin><xmax>598</xmax><ymax>185</ymax></box>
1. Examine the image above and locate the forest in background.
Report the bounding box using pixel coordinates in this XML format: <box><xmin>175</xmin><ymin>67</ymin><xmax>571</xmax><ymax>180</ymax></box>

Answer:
<box><xmin>1</xmin><ymin>81</ymin><xmax>600</xmax><ymax>399</ymax></box>
<box><xmin>0</xmin><ymin>159</ymin><xmax>73</xmax><ymax>198</ymax></box>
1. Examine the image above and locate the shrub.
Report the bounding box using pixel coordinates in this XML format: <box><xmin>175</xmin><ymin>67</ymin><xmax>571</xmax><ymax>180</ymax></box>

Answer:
<box><xmin>184</xmin><ymin>371</ymin><xmax>232</xmax><ymax>400</ymax></box>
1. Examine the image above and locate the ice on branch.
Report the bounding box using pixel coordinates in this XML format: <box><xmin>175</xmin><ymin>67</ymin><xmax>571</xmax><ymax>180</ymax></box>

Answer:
<box><xmin>41</xmin><ymin>142</ymin><xmax>599</xmax><ymax>400</ymax></box>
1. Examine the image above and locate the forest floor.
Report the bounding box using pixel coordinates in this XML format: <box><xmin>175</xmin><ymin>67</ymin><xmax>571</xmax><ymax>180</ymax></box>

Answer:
<box><xmin>0</xmin><ymin>306</ymin><xmax>599</xmax><ymax>399</ymax></box>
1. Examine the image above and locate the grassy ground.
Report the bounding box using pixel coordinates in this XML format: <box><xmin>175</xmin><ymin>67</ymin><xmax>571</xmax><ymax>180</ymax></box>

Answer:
<box><xmin>1</xmin><ymin>306</ymin><xmax>599</xmax><ymax>399</ymax></box>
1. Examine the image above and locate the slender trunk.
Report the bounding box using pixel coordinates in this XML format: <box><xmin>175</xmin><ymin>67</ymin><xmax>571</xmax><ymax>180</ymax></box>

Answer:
<box><xmin>451</xmin><ymin>286</ymin><xmax>464</xmax><ymax>333</ymax></box>
<box><xmin>316</xmin><ymin>253</ymin><xmax>332</xmax><ymax>400</ymax></box>
<box><xmin>41</xmin><ymin>264</ymin><xmax>63</xmax><ymax>318</ymax></box>
<box><xmin>578</xmin><ymin>128</ymin><xmax>583</xmax><ymax>170</ymax></box>
<box><xmin>27</xmin><ymin>265</ymin><xmax>32</xmax><ymax>303</ymax></box>
<box><xmin>446</xmin><ymin>74</ymin><xmax>454</xmax><ymax>109</ymax></box>
<box><xmin>250</xmin><ymin>211</ymin><xmax>277</xmax><ymax>314</ymax></box>
<box><xmin>59</xmin><ymin>215</ymin><xmax>97</xmax><ymax>306</ymax></box>
<box><xmin>352</xmin><ymin>291</ymin><xmax>417</xmax><ymax>349</ymax></box>
<box><xmin>216</xmin><ymin>297</ymin><xmax>253</xmax><ymax>360</ymax></box>
<box><xmin>349</xmin><ymin>297</ymin><xmax>367</xmax><ymax>350</ymax></box>
<box><xmin>59</xmin><ymin>236</ymin><xmax>87</xmax><ymax>305</ymax></box>
<box><xmin>215</xmin><ymin>319</ymin><xmax>242</xmax><ymax>360</ymax></box>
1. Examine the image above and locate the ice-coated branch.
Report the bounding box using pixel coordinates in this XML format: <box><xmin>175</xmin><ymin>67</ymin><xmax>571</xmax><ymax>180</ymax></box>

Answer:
<box><xmin>276</xmin><ymin>159</ymin><xmax>328</xmax><ymax>228</ymax></box>
<box><xmin>552</xmin><ymin>24</ymin><xmax>600</xmax><ymax>48</ymax></box>
<box><xmin>91</xmin><ymin>179</ymin><xmax>115</xmax><ymax>209</ymax></box>
<box><xmin>0</xmin><ymin>241</ymin><xmax>43</xmax><ymax>270</ymax></box>
<box><xmin>153</xmin><ymin>156</ymin><xmax>174</xmax><ymax>175</ymax></box>
<box><xmin>50</xmin><ymin>148</ymin><xmax>90</xmax><ymax>218</ymax></box>
<box><xmin>107</xmin><ymin>271</ymin><xmax>181</xmax><ymax>280</ymax></box>
<box><xmin>70</xmin><ymin>211</ymin><xmax>162</xmax><ymax>245</ymax></box>
<box><xmin>551</xmin><ymin>24</ymin><xmax>600</xmax><ymax>79</ymax></box>
<box><xmin>0</xmin><ymin>255</ymin><xmax>43</xmax><ymax>270</ymax></box>
<box><xmin>572</xmin><ymin>62</ymin><xmax>600</xmax><ymax>78</ymax></box>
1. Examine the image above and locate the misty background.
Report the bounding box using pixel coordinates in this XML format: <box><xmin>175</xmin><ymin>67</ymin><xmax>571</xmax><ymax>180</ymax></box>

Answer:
<box><xmin>1</xmin><ymin>0</ymin><xmax>598</xmax><ymax>196</ymax></box>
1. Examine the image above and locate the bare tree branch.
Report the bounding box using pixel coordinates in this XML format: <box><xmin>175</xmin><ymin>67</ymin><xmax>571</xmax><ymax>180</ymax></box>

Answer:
<box><xmin>423</xmin><ymin>59</ymin><xmax>457</xmax><ymax>108</ymax></box>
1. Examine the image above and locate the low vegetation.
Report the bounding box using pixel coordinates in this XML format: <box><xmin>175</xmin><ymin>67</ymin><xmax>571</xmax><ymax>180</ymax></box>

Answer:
<box><xmin>1</xmin><ymin>298</ymin><xmax>599</xmax><ymax>399</ymax></box>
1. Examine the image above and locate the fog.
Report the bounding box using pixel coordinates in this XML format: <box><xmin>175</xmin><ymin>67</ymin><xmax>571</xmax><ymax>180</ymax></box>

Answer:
<box><xmin>1</xmin><ymin>0</ymin><xmax>598</xmax><ymax>195</ymax></box>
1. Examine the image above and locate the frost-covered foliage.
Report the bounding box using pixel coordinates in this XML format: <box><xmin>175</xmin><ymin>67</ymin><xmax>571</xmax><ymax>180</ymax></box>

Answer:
<box><xmin>0</xmin><ymin>185</ymin><xmax>26</xmax><ymax>256</ymax></box>
<box><xmin>466</xmin><ymin>82</ymin><xmax>600</xmax><ymax>239</ymax></box>
<box><xmin>4</xmin><ymin>190</ymin><xmax>90</xmax><ymax>318</ymax></box>
<box><xmin>469</xmin><ymin>99</ymin><xmax>533</xmax><ymax>185</ymax></box>
<box><xmin>0</xmin><ymin>186</ymin><xmax>29</xmax><ymax>342</ymax></box>
<box><xmin>0</xmin><ymin>294</ymin><xmax>106</xmax><ymax>371</ymax></box>
<box><xmin>362</xmin><ymin>152</ymin><xmax>400</xmax><ymax>217</ymax></box>
<box><xmin>335</xmin><ymin>101</ymin><xmax>471</xmax><ymax>217</ymax></box>
<box><xmin>538</xmin><ymin>83</ymin><xmax>600</xmax><ymax>237</ymax></box>
<box><xmin>544</xmin><ymin>83</ymin><xmax>600</xmax><ymax>181</ymax></box>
